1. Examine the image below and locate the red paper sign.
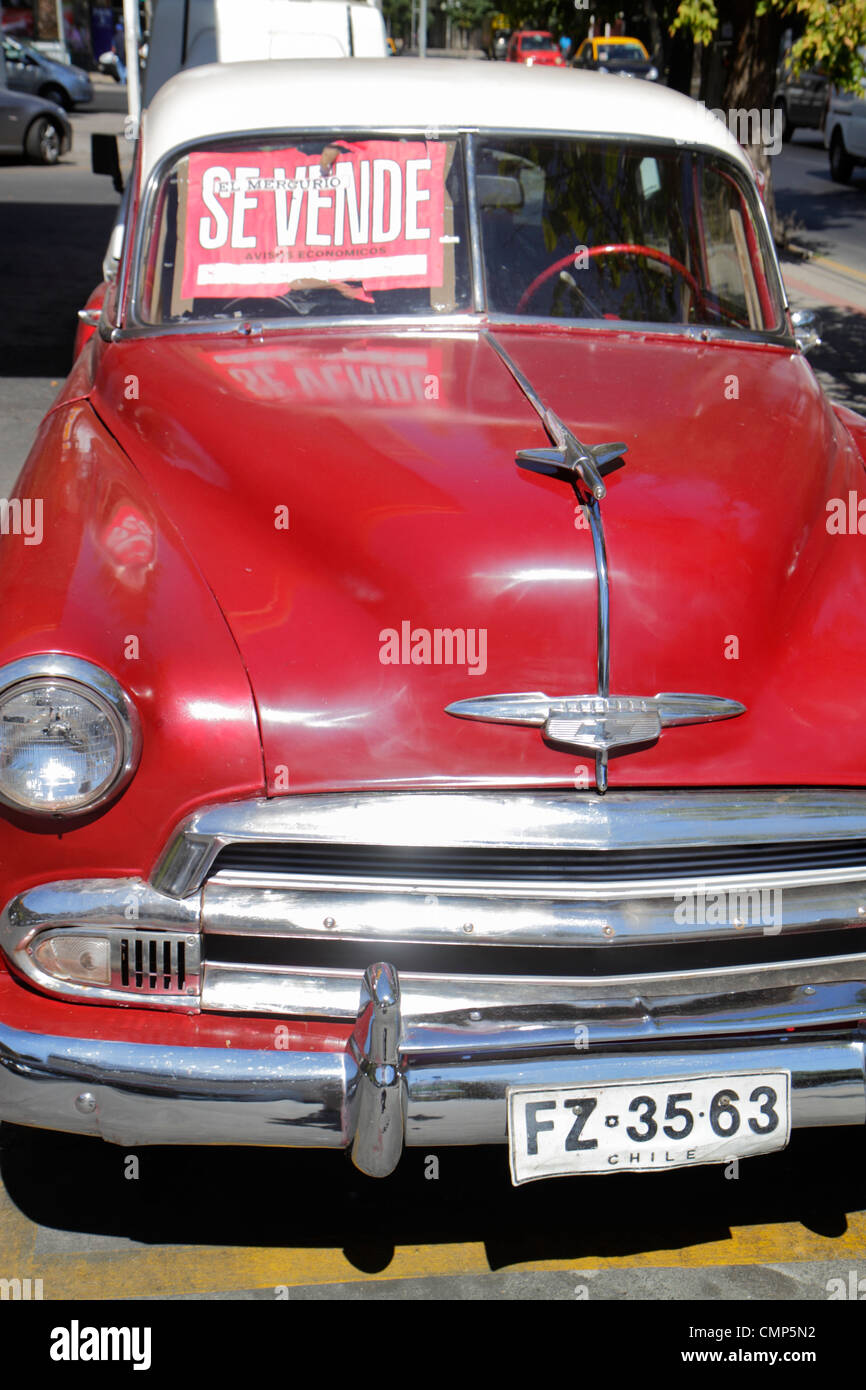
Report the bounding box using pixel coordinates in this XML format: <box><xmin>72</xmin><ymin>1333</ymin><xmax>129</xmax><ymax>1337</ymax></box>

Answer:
<box><xmin>181</xmin><ymin>141</ymin><xmax>446</xmax><ymax>299</ymax></box>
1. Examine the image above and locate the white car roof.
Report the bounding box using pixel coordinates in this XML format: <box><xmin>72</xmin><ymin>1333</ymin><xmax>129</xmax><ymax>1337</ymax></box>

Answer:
<box><xmin>140</xmin><ymin>57</ymin><xmax>751</xmax><ymax>185</ymax></box>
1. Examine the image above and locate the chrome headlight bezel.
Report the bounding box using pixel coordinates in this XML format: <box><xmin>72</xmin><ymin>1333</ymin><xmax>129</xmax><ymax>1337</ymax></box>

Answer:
<box><xmin>0</xmin><ymin>655</ymin><xmax>141</xmax><ymax>816</ymax></box>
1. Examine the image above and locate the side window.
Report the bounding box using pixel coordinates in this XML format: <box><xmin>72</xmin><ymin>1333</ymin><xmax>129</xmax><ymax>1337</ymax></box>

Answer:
<box><xmin>700</xmin><ymin>165</ymin><xmax>766</xmax><ymax>329</ymax></box>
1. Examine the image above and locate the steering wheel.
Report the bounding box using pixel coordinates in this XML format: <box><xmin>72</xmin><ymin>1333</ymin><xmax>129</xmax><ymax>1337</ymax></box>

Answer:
<box><xmin>516</xmin><ymin>243</ymin><xmax>704</xmax><ymax>315</ymax></box>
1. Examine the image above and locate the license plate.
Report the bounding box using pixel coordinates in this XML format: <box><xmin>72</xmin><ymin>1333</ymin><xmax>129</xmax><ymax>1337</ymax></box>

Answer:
<box><xmin>507</xmin><ymin>1070</ymin><xmax>791</xmax><ymax>1185</ymax></box>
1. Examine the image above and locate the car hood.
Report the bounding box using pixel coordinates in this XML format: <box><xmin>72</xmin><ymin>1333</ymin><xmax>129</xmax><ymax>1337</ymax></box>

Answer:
<box><xmin>93</xmin><ymin>326</ymin><xmax>866</xmax><ymax>793</ymax></box>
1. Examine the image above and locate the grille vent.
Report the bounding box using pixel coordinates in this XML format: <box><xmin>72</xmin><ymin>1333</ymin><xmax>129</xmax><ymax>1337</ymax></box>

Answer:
<box><xmin>117</xmin><ymin>933</ymin><xmax>193</xmax><ymax>993</ymax></box>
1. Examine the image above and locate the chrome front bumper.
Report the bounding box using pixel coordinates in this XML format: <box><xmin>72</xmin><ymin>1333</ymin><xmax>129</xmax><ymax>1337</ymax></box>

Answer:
<box><xmin>1</xmin><ymin>963</ymin><xmax>864</xmax><ymax>1177</ymax></box>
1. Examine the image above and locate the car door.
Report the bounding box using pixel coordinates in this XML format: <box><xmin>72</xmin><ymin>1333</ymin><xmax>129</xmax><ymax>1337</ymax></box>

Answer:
<box><xmin>792</xmin><ymin>69</ymin><xmax>827</xmax><ymax>125</ymax></box>
<box><xmin>3</xmin><ymin>40</ymin><xmax>40</xmax><ymax>96</ymax></box>
<box><xmin>847</xmin><ymin>77</ymin><xmax>866</xmax><ymax>155</ymax></box>
<box><xmin>0</xmin><ymin>87</ymin><xmax>25</xmax><ymax>153</ymax></box>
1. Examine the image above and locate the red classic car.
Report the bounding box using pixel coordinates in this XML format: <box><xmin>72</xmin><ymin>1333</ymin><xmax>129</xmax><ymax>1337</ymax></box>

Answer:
<box><xmin>506</xmin><ymin>30</ymin><xmax>565</xmax><ymax>66</ymax></box>
<box><xmin>2</xmin><ymin>59</ymin><xmax>865</xmax><ymax>1185</ymax></box>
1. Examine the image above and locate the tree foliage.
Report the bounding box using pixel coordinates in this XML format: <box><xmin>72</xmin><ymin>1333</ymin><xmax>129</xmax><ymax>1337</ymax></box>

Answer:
<box><xmin>672</xmin><ymin>0</ymin><xmax>866</xmax><ymax>91</ymax></box>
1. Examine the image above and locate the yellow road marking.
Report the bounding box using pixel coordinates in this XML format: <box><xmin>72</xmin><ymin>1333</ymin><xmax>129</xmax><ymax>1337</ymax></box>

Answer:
<box><xmin>811</xmin><ymin>255</ymin><xmax>866</xmax><ymax>285</ymax></box>
<box><xmin>2</xmin><ymin>1206</ymin><xmax>864</xmax><ymax>1298</ymax></box>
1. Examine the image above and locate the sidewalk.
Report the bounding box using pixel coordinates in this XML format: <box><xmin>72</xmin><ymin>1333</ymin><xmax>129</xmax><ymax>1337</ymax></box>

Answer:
<box><xmin>779</xmin><ymin>252</ymin><xmax>866</xmax><ymax>416</ymax></box>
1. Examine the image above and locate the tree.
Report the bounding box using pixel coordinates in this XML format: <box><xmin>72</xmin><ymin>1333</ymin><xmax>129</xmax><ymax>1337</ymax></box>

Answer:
<box><xmin>34</xmin><ymin>0</ymin><xmax>61</xmax><ymax>41</ymax></box>
<box><xmin>671</xmin><ymin>0</ymin><xmax>866</xmax><ymax>236</ymax></box>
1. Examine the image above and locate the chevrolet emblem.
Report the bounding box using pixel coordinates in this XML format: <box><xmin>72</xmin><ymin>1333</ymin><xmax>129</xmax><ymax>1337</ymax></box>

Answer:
<box><xmin>445</xmin><ymin>692</ymin><xmax>746</xmax><ymax>756</ymax></box>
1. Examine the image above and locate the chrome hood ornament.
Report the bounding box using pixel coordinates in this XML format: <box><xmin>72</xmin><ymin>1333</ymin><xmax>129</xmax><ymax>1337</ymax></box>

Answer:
<box><xmin>445</xmin><ymin>692</ymin><xmax>747</xmax><ymax>757</ymax></box>
<box><xmin>446</xmin><ymin>334</ymin><xmax>747</xmax><ymax>794</ymax></box>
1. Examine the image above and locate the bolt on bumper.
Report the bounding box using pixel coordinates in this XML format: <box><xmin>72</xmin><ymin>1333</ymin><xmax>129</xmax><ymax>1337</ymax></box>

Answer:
<box><xmin>0</xmin><ymin>962</ymin><xmax>864</xmax><ymax>1177</ymax></box>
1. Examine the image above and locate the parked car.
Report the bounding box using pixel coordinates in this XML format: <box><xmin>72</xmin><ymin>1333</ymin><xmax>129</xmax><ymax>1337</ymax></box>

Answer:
<box><xmin>1</xmin><ymin>34</ymin><xmax>92</xmax><ymax>109</ymax></box>
<box><xmin>773</xmin><ymin>65</ymin><xmax>828</xmax><ymax>141</ymax></box>
<box><xmin>573</xmin><ymin>35</ymin><xmax>659</xmax><ymax>80</ymax></box>
<box><xmin>506</xmin><ymin>30</ymin><xmax>565</xmax><ymax>66</ymax></box>
<box><xmin>824</xmin><ymin>51</ymin><xmax>866</xmax><ymax>182</ymax></box>
<box><xmin>2</xmin><ymin>59</ymin><xmax>866</xmax><ymax>1185</ymax></box>
<box><xmin>0</xmin><ymin>82</ymin><xmax>72</xmax><ymax>162</ymax></box>
<box><xmin>482</xmin><ymin>11</ymin><xmax>510</xmax><ymax>60</ymax></box>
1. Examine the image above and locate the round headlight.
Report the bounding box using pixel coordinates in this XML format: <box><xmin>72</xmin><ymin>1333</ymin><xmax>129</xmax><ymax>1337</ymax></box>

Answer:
<box><xmin>0</xmin><ymin>657</ymin><xmax>140</xmax><ymax>815</ymax></box>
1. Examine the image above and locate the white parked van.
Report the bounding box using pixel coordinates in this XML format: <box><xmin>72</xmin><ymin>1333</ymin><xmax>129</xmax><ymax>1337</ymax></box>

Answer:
<box><xmin>824</xmin><ymin>48</ymin><xmax>866</xmax><ymax>183</ymax></box>
<box><xmin>143</xmin><ymin>0</ymin><xmax>388</xmax><ymax>106</ymax></box>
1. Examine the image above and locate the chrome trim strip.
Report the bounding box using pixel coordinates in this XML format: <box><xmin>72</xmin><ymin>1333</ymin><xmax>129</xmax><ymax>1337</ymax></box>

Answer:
<box><xmin>207</xmin><ymin>862</ymin><xmax>866</xmax><ymax>900</ymax></box>
<box><xmin>151</xmin><ymin>790</ymin><xmax>866</xmax><ymax>900</ymax></box>
<box><xmin>585</xmin><ymin>496</ymin><xmax>610</xmax><ymax>792</ymax></box>
<box><xmin>485</xmin><ymin>316</ymin><xmax>792</xmax><ymax>347</ymax></box>
<box><xmin>463</xmin><ymin>134</ymin><xmax>486</xmax><ymax>314</ymax></box>
<box><xmin>110</xmin><ymin>315</ymin><xmax>486</xmax><ymax>342</ymax></box>
<box><xmin>0</xmin><ymin>1016</ymin><xmax>862</xmax><ymax>1151</ymax></box>
<box><xmin>1</xmin><ymin>878</ymin><xmax>199</xmax><ymax>1008</ymax></box>
<box><xmin>201</xmin><ymin>873</ymin><xmax>866</xmax><ymax>939</ymax></box>
<box><xmin>200</xmin><ymin>952</ymin><xmax>866</xmax><ymax>1028</ymax></box>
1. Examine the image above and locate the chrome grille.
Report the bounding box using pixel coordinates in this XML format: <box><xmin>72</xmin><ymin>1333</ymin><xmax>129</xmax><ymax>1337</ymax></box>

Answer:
<box><xmin>210</xmin><ymin>837</ymin><xmax>866</xmax><ymax>885</ymax></box>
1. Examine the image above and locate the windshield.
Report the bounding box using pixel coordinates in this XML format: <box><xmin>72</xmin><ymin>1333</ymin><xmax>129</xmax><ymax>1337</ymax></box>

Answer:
<box><xmin>136</xmin><ymin>133</ymin><xmax>783</xmax><ymax>334</ymax></box>
<box><xmin>597</xmin><ymin>43</ymin><xmax>647</xmax><ymax>63</ymax></box>
<box><xmin>520</xmin><ymin>34</ymin><xmax>557</xmax><ymax>50</ymax></box>
<box><xmin>476</xmin><ymin>137</ymin><xmax>783</xmax><ymax>331</ymax></box>
<box><xmin>3</xmin><ymin>37</ymin><xmax>35</xmax><ymax>57</ymax></box>
<box><xmin>138</xmin><ymin>135</ymin><xmax>472</xmax><ymax>323</ymax></box>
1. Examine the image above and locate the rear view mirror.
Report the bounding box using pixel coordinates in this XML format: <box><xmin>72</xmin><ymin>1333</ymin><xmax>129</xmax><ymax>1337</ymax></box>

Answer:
<box><xmin>477</xmin><ymin>175</ymin><xmax>523</xmax><ymax>210</ymax></box>
<box><xmin>91</xmin><ymin>133</ymin><xmax>124</xmax><ymax>194</ymax></box>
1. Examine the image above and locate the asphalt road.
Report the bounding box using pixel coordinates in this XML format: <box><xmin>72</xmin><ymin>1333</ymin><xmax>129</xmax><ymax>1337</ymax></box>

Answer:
<box><xmin>774</xmin><ymin>128</ymin><xmax>866</xmax><ymax>274</ymax></box>
<box><xmin>0</xmin><ymin>79</ymin><xmax>865</xmax><ymax>1305</ymax></box>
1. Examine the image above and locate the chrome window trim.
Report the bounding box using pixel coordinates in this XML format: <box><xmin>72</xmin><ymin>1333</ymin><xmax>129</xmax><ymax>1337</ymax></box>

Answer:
<box><xmin>152</xmin><ymin>789</ymin><xmax>866</xmax><ymax>900</ymax></box>
<box><xmin>485</xmin><ymin>313</ymin><xmax>793</xmax><ymax>348</ymax></box>
<box><xmin>123</xmin><ymin>125</ymin><xmax>793</xmax><ymax>345</ymax></box>
<box><xmin>108</xmin><ymin>315</ymin><xmax>486</xmax><ymax>343</ymax></box>
<box><xmin>0</xmin><ymin>655</ymin><xmax>141</xmax><ymax>816</ymax></box>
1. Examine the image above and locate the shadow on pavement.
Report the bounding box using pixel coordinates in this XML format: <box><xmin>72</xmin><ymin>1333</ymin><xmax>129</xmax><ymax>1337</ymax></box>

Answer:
<box><xmin>1</xmin><ymin>1121</ymin><xmax>863</xmax><ymax>1273</ymax></box>
<box><xmin>774</xmin><ymin>152</ymin><xmax>866</xmax><ymax>256</ymax></box>
<box><xmin>0</xmin><ymin>200</ymin><xmax>116</xmax><ymax>376</ymax></box>
<box><xmin>807</xmin><ymin>307</ymin><xmax>866</xmax><ymax>416</ymax></box>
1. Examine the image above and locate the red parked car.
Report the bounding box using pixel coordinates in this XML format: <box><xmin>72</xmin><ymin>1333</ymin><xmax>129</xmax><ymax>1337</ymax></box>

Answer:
<box><xmin>506</xmin><ymin>30</ymin><xmax>565</xmax><ymax>66</ymax></box>
<box><xmin>1</xmin><ymin>60</ymin><xmax>864</xmax><ymax>1185</ymax></box>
